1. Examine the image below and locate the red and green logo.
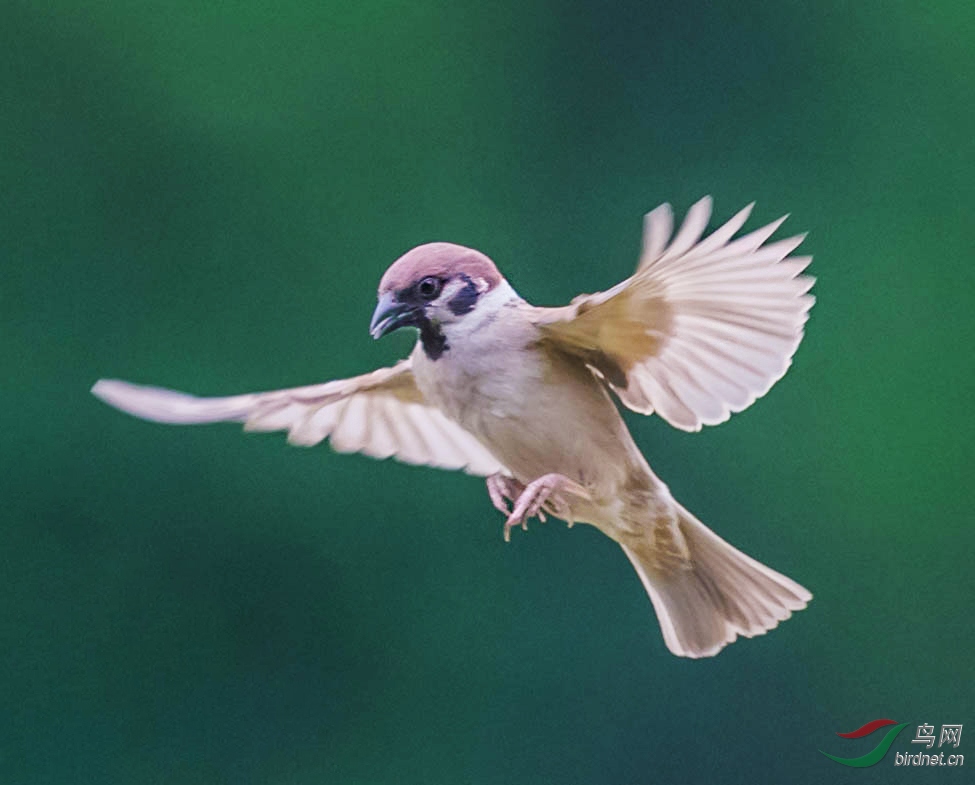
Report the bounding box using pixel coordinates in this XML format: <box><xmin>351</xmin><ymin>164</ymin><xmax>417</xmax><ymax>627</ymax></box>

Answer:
<box><xmin>820</xmin><ymin>718</ymin><xmax>910</xmax><ymax>767</ymax></box>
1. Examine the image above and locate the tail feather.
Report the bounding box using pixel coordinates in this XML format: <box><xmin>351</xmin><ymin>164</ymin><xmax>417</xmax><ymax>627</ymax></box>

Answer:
<box><xmin>623</xmin><ymin>503</ymin><xmax>810</xmax><ymax>658</ymax></box>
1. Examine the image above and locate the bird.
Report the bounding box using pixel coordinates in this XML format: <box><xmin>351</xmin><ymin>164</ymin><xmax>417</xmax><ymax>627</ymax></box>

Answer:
<box><xmin>92</xmin><ymin>196</ymin><xmax>814</xmax><ymax>658</ymax></box>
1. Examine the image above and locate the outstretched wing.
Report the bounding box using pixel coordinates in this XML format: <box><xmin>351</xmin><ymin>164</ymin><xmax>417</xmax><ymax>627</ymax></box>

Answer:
<box><xmin>92</xmin><ymin>360</ymin><xmax>505</xmax><ymax>476</ymax></box>
<box><xmin>534</xmin><ymin>197</ymin><xmax>814</xmax><ymax>432</ymax></box>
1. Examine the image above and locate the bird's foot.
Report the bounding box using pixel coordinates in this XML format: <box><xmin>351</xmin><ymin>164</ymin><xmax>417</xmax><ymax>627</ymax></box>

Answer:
<box><xmin>502</xmin><ymin>473</ymin><xmax>591</xmax><ymax>542</ymax></box>
<box><xmin>486</xmin><ymin>473</ymin><xmax>525</xmax><ymax>516</ymax></box>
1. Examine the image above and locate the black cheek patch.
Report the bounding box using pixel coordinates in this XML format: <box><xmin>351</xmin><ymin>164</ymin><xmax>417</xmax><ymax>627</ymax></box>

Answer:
<box><xmin>446</xmin><ymin>275</ymin><xmax>480</xmax><ymax>316</ymax></box>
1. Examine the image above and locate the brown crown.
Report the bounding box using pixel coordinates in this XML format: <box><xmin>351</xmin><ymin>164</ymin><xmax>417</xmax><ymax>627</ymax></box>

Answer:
<box><xmin>379</xmin><ymin>243</ymin><xmax>503</xmax><ymax>294</ymax></box>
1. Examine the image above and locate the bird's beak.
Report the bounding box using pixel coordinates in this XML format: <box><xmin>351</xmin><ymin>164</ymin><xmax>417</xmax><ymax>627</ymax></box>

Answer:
<box><xmin>370</xmin><ymin>292</ymin><xmax>417</xmax><ymax>339</ymax></box>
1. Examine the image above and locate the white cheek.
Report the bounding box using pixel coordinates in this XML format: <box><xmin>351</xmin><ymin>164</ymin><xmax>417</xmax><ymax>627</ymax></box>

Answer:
<box><xmin>439</xmin><ymin>280</ymin><xmax>521</xmax><ymax>338</ymax></box>
<box><xmin>429</xmin><ymin>279</ymin><xmax>473</xmax><ymax>322</ymax></box>
<box><xmin>439</xmin><ymin>279</ymin><xmax>467</xmax><ymax>301</ymax></box>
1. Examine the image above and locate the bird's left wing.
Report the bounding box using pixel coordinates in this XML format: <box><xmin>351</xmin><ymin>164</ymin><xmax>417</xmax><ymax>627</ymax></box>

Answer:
<box><xmin>533</xmin><ymin>197</ymin><xmax>814</xmax><ymax>432</ymax></box>
<box><xmin>92</xmin><ymin>359</ymin><xmax>505</xmax><ymax>476</ymax></box>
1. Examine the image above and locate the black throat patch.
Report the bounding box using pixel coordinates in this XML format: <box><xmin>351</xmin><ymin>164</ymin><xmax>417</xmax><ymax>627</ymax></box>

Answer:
<box><xmin>417</xmin><ymin>314</ymin><xmax>448</xmax><ymax>360</ymax></box>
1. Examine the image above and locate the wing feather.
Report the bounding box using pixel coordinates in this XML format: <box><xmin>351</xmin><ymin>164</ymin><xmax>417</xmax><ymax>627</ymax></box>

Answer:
<box><xmin>92</xmin><ymin>359</ymin><xmax>506</xmax><ymax>476</ymax></box>
<box><xmin>536</xmin><ymin>198</ymin><xmax>814</xmax><ymax>431</ymax></box>
<box><xmin>657</xmin><ymin>196</ymin><xmax>713</xmax><ymax>261</ymax></box>
<box><xmin>675</xmin><ymin>202</ymin><xmax>754</xmax><ymax>261</ymax></box>
<box><xmin>641</xmin><ymin>203</ymin><xmax>674</xmax><ymax>264</ymax></box>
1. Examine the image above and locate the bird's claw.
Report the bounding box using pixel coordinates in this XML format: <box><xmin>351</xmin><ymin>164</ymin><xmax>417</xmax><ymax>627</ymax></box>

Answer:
<box><xmin>499</xmin><ymin>473</ymin><xmax>590</xmax><ymax>542</ymax></box>
<box><xmin>486</xmin><ymin>473</ymin><xmax>525</xmax><ymax>516</ymax></box>
<box><xmin>503</xmin><ymin>517</ymin><xmax>528</xmax><ymax>543</ymax></box>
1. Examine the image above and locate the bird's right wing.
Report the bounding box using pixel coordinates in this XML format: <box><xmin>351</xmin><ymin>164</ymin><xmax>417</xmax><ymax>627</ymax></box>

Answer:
<box><xmin>92</xmin><ymin>359</ymin><xmax>506</xmax><ymax>476</ymax></box>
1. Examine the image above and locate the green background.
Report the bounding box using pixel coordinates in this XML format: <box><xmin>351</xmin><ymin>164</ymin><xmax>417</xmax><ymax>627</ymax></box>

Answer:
<box><xmin>3</xmin><ymin>1</ymin><xmax>973</xmax><ymax>783</ymax></box>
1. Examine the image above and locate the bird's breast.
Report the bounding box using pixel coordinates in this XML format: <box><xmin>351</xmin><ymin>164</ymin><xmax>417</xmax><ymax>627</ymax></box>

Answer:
<box><xmin>411</xmin><ymin>332</ymin><xmax>649</xmax><ymax>498</ymax></box>
<box><xmin>411</xmin><ymin>334</ymin><xmax>542</xmax><ymax>429</ymax></box>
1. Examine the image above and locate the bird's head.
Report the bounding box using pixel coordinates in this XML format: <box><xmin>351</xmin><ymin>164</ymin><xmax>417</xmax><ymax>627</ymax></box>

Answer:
<box><xmin>369</xmin><ymin>242</ymin><xmax>505</xmax><ymax>342</ymax></box>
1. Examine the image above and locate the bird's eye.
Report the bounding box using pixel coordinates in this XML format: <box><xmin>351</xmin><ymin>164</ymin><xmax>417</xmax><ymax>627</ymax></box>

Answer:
<box><xmin>417</xmin><ymin>276</ymin><xmax>442</xmax><ymax>300</ymax></box>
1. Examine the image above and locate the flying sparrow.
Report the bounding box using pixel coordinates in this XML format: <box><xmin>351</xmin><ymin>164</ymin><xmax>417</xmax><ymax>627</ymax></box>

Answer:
<box><xmin>93</xmin><ymin>197</ymin><xmax>814</xmax><ymax>658</ymax></box>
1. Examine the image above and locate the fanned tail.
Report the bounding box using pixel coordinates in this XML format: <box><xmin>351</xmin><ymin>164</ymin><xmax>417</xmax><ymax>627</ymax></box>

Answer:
<box><xmin>622</xmin><ymin>502</ymin><xmax>811</xmax><ymax>658</ymax></box>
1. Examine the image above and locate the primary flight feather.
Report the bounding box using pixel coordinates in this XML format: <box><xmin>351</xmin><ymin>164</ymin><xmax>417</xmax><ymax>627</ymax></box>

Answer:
<box><xmin>94</xmin><ymin>197</ymin><xmax>814</xmax><ymax>658</ymax></box>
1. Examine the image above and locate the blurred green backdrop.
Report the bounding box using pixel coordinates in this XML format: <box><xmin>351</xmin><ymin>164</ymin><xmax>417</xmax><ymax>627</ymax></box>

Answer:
<box><xmin>2</xmin><ymin>1</ymin><xmax>973</xmax><ymax>783</ymax></box>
